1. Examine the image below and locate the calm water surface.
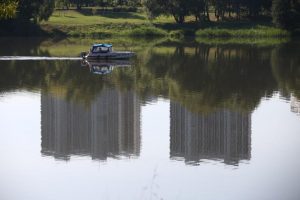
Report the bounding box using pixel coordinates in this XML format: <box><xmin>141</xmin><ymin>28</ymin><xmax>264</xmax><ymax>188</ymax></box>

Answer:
<box><xmin>0</xmin><ymin>38</ymin><xmax>300</xmax><ymax>200</ymax></box>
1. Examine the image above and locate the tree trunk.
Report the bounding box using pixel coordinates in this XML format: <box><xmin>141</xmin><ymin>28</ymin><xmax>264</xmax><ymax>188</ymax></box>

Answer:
<box><xmin>205</xmin><ymin>4</ymin><xmax>210</xmax><ymax>21</ymax></box>
<box><xmin>173</xmin><ymin>14</ymin><xmax>185</xmax><ymax>24</ymax></box>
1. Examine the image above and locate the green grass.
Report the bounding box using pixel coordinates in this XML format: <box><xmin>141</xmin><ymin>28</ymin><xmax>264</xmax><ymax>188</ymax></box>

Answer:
<box><xmin>196</xmin><ymin>37</ymin><xmax>290</xmax><ymax>46</ymax></box>
<box><xmin>38</xmin><ymin>10</ymin><xmax>292</xmax><ymax>39</ymax></box>
<box><xmin>43</xmin><ymin>23</ymin><xmax>169</xmax><ymax>38</ymax></box>
<box><xmin>126</xmin><ymin>26</ymin><xmax>168</xmax><ymax>37</ymax></box>
<box><xmin>40</xmin><ymin>10</ymin><xmax>174</xmax><ymax>37</ymax></box>
<box><xmin>196</xmin><ymin>26</ymin><xmax>290</xmax><ymax>38</ymax></box>
<box><xmin>43</xmin><ymin>10</ymin><xmax>174</xmax><ymax>26</ymax></box>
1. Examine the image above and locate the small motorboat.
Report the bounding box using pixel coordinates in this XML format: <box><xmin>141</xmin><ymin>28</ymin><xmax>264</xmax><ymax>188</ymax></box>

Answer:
<box><xmin>81</xmin><ymin>43</ymin><xmax>134</xmax><ymax>60</ymax></box>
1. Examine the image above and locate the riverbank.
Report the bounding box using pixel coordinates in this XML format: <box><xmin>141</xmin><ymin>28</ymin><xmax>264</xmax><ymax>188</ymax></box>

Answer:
<box><xmin>0</xmin><ymin>10</ymin><xmax>297</xmax><ymax>39</ymax></box>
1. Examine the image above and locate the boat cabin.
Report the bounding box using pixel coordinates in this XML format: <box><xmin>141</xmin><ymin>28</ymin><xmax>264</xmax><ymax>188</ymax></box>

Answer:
<box><xmin>90</xmin><ymin>44</ymin><xmax>113</xmax><ymax>53</ymax></box>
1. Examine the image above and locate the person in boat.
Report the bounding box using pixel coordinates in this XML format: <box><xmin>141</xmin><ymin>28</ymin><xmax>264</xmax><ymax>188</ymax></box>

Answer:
<box><xmin>90</xmin><ymin>44</ymin><xmax>112</xmax><ymax>54</ymax></box>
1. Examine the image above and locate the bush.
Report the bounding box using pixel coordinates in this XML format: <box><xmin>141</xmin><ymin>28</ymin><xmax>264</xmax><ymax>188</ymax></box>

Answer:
<box><xmin>128</xmin><ymin>26</ymin><xmax>167</xmax><ymax>37</ymax></box>
<box><xmin>112</xmin><ymin>6</ymin><xmax>137</xmax><ymax>12</ymax></box>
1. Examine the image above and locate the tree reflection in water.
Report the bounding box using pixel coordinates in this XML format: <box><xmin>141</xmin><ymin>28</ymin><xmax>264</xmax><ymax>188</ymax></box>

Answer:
<box><xmin>0</xmin><ymin>40</ymin><xmax>299</xmax><ymax>164</ymax></box>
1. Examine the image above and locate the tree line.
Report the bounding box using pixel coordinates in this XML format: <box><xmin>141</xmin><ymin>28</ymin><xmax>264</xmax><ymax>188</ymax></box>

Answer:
<box><xmin>0</xmin><ymin>0</ymin><xmax>299</xmax><ymax>29</ymax></box>
<box><xmin>0</xmin><ymin>0</ymin><xmax>142</xmax><ymax>22</ymax></box>
<box><xmin>0</xmin><ymin>0</ymin><xmax>55</xmax><ymax>23</ymax></box>
<box><xmin>55</xmin><ymin>0</ymin><xmax>142</xmax><ymax>10</ymax></box>
<box><xmin>144</xmin><ymin>0</ymin><xmax>300</xmax><ymax>28</ymax></box>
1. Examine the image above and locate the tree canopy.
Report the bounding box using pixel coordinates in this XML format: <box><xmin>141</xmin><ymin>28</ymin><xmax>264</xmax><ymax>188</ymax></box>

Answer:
<box><xmin>0</xmin><ymin>0</ymin><xmax>18</xmax><ymax>19</ymax></box>
<box><xmin>272</xmin><ymin>0</ymin><xmax>300</xmax><ymax>29</ymax></box>
<box><xmin>17</xmin><ymin>0</ymin><xmax>55</xmax><ymax>23</ymax></box>
<box><xmin>143</xmin><ymin>0</ymin><xmax>300</xmax><ymax>29</ymax></box>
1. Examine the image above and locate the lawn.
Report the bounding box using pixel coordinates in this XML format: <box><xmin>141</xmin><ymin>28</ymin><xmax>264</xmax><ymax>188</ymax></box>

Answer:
<box><xmin>39</xmin><ymin>9</ymin><xmax>291</xmax><ymax>39</ymax></box>
<box><xmin>43</xmin><ymin>10</ymin><xmax>174</xmax><ymax>26</ymax></box>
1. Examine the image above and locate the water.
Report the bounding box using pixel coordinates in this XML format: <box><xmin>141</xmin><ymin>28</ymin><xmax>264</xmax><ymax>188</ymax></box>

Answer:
<box><xmin>0</xmin><ymin>37</ymin><xmax>300</xmax><ymax>200</ymax></box>
<box><xmin>0</xmin><ymin>56</ymin><xmax>81</xmax><ymax>60</ymax></box>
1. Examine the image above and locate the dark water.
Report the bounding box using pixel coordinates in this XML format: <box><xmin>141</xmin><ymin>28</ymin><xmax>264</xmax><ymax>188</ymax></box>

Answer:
<box><xmin>0</xmin><ymin>38</ymin><xmax>300</xmax><ymax>200</ymax></box>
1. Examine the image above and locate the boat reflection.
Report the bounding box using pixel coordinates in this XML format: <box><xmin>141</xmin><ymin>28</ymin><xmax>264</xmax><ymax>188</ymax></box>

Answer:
<box><xmin>81</xmin><ymin>60</ymin><xmax>131</xmax><ymax>75</ymax></box>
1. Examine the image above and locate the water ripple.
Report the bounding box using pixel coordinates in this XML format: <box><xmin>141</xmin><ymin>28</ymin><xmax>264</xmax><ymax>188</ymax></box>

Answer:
<box><xmin>0</xmin><ymin>56</ymin><xmax>82</xmax><ymax>61</ymax></box>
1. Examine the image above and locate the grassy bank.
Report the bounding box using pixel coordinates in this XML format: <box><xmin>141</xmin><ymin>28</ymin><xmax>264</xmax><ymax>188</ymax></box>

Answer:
<box><xmin>42</xmin><ymin>23</ymin><xmax>168</xmax><ymax>38</ymax></box>
<box><xmin>196</xmin><ymin>26</ymin><xmax>290</xmax><ymax>38</ymax></box>
<box><xmin>39</xmin><ymin>10</ymin><xmax>171</xmax><ymax>37</ymax></box>
<box><xmin>2</xmin><ymin>9</ymin><xmax>294</xmax><ymax>39</ymax></box>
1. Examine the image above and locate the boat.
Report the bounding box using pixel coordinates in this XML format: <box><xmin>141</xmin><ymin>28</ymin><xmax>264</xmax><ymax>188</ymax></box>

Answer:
<box><xmin>81</xmin><ymin>43</ymin><xmax>134</xmax><ymax>60</ymax></box>
<box><xmin>81</xmin><ymin>59</ymin><xmax>131</xmax><ymax>75</ymax></box>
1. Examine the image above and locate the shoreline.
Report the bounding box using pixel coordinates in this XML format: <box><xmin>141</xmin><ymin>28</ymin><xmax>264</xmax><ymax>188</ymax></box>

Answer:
<box><xmin>1</xmin><ymin>20</ymin><xmax>297</xmax><ymax>39</ymax></box>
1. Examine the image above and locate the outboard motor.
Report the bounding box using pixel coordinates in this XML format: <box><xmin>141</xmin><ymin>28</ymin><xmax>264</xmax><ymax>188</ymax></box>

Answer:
<box><xmin>81</xmin><ymin>52</ymin><xmax>87</xmax><ymax>59</ymax></box>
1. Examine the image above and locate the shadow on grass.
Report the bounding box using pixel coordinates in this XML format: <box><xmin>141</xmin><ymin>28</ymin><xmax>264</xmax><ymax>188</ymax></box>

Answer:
<box><xmin>63</xmin><ymin>15</ymin><xmax>77</xmax><ymax>18</ymax></box>
<box><xmin>99</xmin><ymin>12</ymin><xmax>146</xmax><ymax>20</ymax></box>
<box><xmin>77</xmin><ymin>9</ymin><xmax>146</xmax><ymax>20</ymax></box>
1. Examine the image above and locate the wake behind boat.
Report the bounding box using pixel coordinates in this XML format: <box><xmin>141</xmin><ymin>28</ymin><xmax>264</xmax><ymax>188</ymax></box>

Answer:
<box><xmin>81</xmin><ymin>43</ymin><xmax>134</xmax><ymax>60</ymax></box>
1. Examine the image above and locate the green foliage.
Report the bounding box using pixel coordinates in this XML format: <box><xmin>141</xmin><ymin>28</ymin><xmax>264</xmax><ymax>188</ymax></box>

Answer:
<box><xmin>39</xmin><ymin>10</ymin><xmax>293</xmax><ymax>38</ymax></box>
<box><xmin>55</xmin><ymin>0</ymin><xmax>70</xmax><ymax>9</ymax></box>
<box><xmin>18</xmin><ymin>0</ymin><xmax>55</xmax><ymax>22</ymax></box>
<box><xmin>143</xmin><ymin>0</ymin><xmax>189</xmax><ymax>23</ymax></box>
<box><xmin>272</xmin><ymin>0</ymin><xmax>291</xmax><ymax>28</ymax></box>
<box><xmin>143</xmin><ymin>0</ymin><xmax>164</xmax><ymax>20</ymax></box>
<box><xmin>143</xmin><ymin>0</ymin><xmax>274</xmax><ymax>23</ymax></box>
<box><xmin>1</xmin><ymin>0</ymin><xmax>299</xmax><ymax>37</ymax></box>
<box><xmin>43</xmin><ymin>22</ymin><xmax>169</xmax><ymax>37</ymax></box>
<box><xmin>1</xmin><ymin>38</ymin><xmax>299</xmax><ymax>112</ymax></box>
<box><xmin>196</xmin><ymin>26</ymin><xmax>290</xmax><ymax>38</ymax></box>
<box><xmin>0</xmin><ymin>0</ymin><xmax>18</xmax><ymax>19</ymax></box>
<box><xmin>187</xmin><ymin>0</ymin><xmax>206</xmax><ymax>21</ymax></box>
<box><xmin>196</xmin><ymin>37</ymin><xmax>289</xmax><ymax>45</ymax></box>
<box><xmin>127</xmin><ymin>26</ymin><xmax>168</xmax><ymax>37</ymax></box>
<box><xmin>272</xmin><ymin>0</ymin><xmax>300</xmax><ymax>29</ymax></box>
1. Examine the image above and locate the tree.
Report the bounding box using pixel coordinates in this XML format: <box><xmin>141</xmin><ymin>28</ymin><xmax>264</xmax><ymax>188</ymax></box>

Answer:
<box><xmin>55</xmin><ymin>0</ymin><xmax>70</xmax><ymax>9</ymax></box>
<box><xmin>127</xmin><ymin>0</ymin><xmax>142</xmax><ymax>6</ymax></box>
<box><xmin>187</xmin><ymin>0</ymin><xmax>206</xmax><ymax>21</ymax></box>
<box><xmin>18</xmin><ymin>0</ymin><xmax>55</xmax><ymax>23</ymax></box>
<box><xmin>168</xmin><ymin>0</ymin><xmax>189</xmax><ymax>23</ymax></box>
<box><xmin>143</xmin><ymin>0</ymin><xmax>299</xmax><ymax>24</ymax></box>
<box><xmin>271</xmin><ymin>0</ymin><xmax>300</xmax><ymax>29</ymax></box>
<box><xmin>0</xmin><ymin>0</ymin><xmax>18</xmax><ymax>19</ymax></box>
<box><xmin>247</xmin><ymin>0</ymin><xmax>261</xmax><ymax>17</ymax></box>
<box><xmin>143</xmin><ymin>0</ymin><xmax>188</xmax><ymax>23</ymax></box>
<box><xmin>69</xmin><ymin>0</ymin><xmax>84</xmax><ymax>9</ymax></box>
<box><xmin>262</xmin><ymin>0</ymin><xmax>272</xmax><ymax>11</ymax></box>
<box><xmin>143</xmin><ymin>0</ymin><xmax>164</xmax><ymax>20</ymax></box>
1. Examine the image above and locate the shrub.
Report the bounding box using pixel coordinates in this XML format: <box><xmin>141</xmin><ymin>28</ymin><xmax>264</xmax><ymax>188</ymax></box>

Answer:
<box><xmin>128</xmin><ymin>26</ymin><xmax>167</xmax><ymax>37</ymax></box>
